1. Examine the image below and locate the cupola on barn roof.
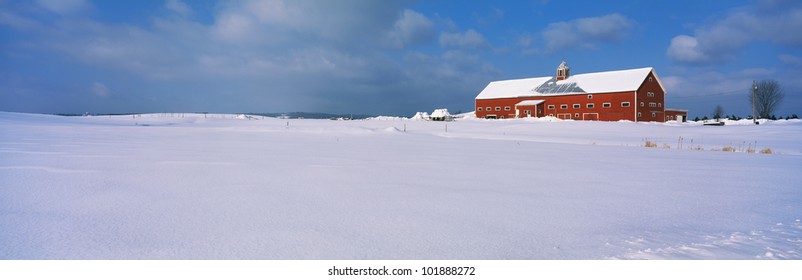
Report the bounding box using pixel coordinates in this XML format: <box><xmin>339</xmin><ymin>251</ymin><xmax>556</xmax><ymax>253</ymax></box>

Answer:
<box><xmin>556</xmin><ymin>60</ymin><xmax>570</xmax><ymax>81</ymax></box>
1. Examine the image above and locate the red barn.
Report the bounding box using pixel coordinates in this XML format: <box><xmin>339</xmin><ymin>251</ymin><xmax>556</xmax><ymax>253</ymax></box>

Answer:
<box><xmin>475</xmin><ymin>61</ymin><xmax>683</xmax><ymax>122</ymax></box>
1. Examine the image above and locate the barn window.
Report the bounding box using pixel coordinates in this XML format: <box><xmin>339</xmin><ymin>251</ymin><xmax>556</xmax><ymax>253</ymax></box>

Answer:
<box><xmin>622</xmin><ymin>102</ymin><xmax>630</xmax><ymax>107</ymax></box>
<box><xmin>640</xmin><ymin>102</ymin><xmax>645</xmax><ymax>107</ymax></box>
<box><xmin>649</xmin><ymin>102</ymin><xmax>656</xmax><ymax>108</ymax></box>
<box><xmin>548</xmin><ymin>114</ymin><xmax>554</xmax><ymax>117</ymax></box>
<box><xmin>587</xmin><ymin>94</ymin><xmax>593</xmax><ymax>99</ymax></box>
<box><xmin>524</xmin><ymin>110</ymin><xmax>531</xmax><ymax>115</ymax></box>
<box><xmin>486</xmin><ymin>107</ymin><xmax>491</xmax><ymax>111</ymax></box>
<box><xmin>603</xmin><ymin>102</ymin><xmax>611</xmax><ymax>108</ymax></box>
<box><xmin>478</xmin><ymin>107</ymin><xmax>483</xmax><ymax>111</ymax></box>
<box><xmin>637</xmin><ymin>112</ymin><xmax>642</xmax><ymax>118</ymax></box>
<box><xmin>658</xmin><ymin>103</ymin><xmax>662</xmax><ymax>108</ymax></box>
<box><xmin>587</xmin><ymin>103</ymin><xmax>595</xmax><ymax>108</ymax></box>
<box><xmin>649</xmin><ymin>77</ymin><xmax>653</xmax><ymax>82</ymax></box>
<box><xmin>495</xmin><ymin>106</ymin><xmax>501</xmax><ymax>111</ymax></box>
<box><xmin>548</xmin><ymin>105</ymin><xmax>555</xmax><ymax>109</ymax></box>
<box><xmin>651</xmin><ymin>112</ymin><xmax>656</xmax><ymax>117</ymax></box>
<box><xmin>573</xmin><ymin>104</ymin><xmax>580</xmax><ymax>109</ymax></box>
<box><xmin>647</xmin><ymin>92</ymin><xmax>654</xmax><ymax>97</ymax></box>
<box><xmin>504</xmin><ymin>106</ymin><xmax>510</xmax><ymax>111</ymax></box>
<box><xmin>574</xmin><ymin>113</ymin><xmax>579</xmax><ymax>118</ymax></box>
<box><xmin>560</xmin><ymin>104</ymin><xmax>568</xmax><ymax>109</ymax></box>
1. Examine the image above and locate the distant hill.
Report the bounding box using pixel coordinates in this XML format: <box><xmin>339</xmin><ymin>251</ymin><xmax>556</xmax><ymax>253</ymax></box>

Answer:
<box><xmin>54</xmin><ymin>112</ymin><xmax>378</xmax><ymax>120</ymax></box>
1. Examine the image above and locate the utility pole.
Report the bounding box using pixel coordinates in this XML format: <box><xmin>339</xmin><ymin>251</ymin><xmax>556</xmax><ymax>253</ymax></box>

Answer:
<box><xmin>752</xmin><ymin>80</ymin><xmax>757</xmax><ymax>125</ymax></box>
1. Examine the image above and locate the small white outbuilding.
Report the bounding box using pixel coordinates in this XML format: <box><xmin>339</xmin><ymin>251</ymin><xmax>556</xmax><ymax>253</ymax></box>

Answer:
<box><xmin>430</xmin><ymin>109</ymin><xmax>453</xmax><ymax>121</ymax></box>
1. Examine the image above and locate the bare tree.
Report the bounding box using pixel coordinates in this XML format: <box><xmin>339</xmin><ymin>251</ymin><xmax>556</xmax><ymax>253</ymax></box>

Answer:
<box><xmin>750</xmin><ymin>80</ymin><xmax>784</xmax><ymax>119</ymax></box>
<box><xmin>713</xmin><ymin>105</ymin><xmax>724</xmax><ymax>122</ymax></box>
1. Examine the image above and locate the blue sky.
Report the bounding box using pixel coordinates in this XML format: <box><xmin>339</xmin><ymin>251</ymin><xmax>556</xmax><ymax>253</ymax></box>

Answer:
<box><xmin>1</xmin><ymin>0</ymin><xmax>801</xmax><ymax>117</ymax></box>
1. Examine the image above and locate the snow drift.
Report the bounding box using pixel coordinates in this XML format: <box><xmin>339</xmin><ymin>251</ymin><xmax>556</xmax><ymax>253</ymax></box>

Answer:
<box><xmin>1</xmin><ymin>112</ymin><xmax>800</xmax><ymax>259</ymax></box>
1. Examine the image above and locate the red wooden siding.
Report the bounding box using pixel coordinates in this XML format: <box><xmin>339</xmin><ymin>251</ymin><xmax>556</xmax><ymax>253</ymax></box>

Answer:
<box><xmin>476</xmin><ymin>92</ymin><xmax>637</xmax><ymax>121</ymax></box>
<box><xmin>475</xmin><ymin>72</ymin><xmax>670</xmax><ymax>122</ymax></box>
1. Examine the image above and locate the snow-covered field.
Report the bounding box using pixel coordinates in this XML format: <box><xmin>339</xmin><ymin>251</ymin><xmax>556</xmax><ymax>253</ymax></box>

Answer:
<box><xmin>1</xmin><ymin>112</ymin><xmax>801</xmax><ymax>259</ymax></box>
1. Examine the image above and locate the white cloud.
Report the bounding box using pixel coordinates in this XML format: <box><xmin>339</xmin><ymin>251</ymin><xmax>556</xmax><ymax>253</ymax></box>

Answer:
<box><xmin>440</xmin><ymin>29</ymin><xmax>488</xmax><ymax>49</ymax></box>
<box><xmin>574</xmin><ymin>13</ymin><xmax>632</xmax><ymax>39</ymax></box>
<box><xmin>733</xmin><ymin>67</ymin><xmax>775</xmax><ymax>78</ymax></box>
<box><xmin>165</xmin><ymin>0</ymin><xmax>193</xmax><ymax>17</ymax></box>
<box><xmin>517</xmin><ymin>34</ymin><xmax>534</xmax><ymax>48</ymax></box>
<box><xmin>655</xmin><ymin>66</ymin><xmax>802</xmax><ymax>118</ymax></box>
<box><xmin>212</xmin><ymin>0</ymin><xmax>407</xmax><ymax>44</ymax></box>
<box><xmin>36</xmin><ymin>0</ymin><xmax>89</xmax><ymax>15</ymax></box>
<box><xmin>779</xmin><ymin>54</ymin><xmax>802</xmax><ymax>65</ymax></box>
<box><xmin>660</xmin><ymin>76</ymin><xmax>682</xmax><ymax>93</ymax></box>
<box><xmin>664</xmin><ymin>70</ymin><xmax>754</xmax><ymax>98</ymax></box>
<box><xmin>492</xmin><ymin>8</ymin><xmax>504</xmax><ymax>20</ymax></box>
<box><xmin>383</xmin><ymin>9</ymin><xmax>434</xmax><ymax>49</ymax></box>
<box><xmin>666</xmin><ymin>35</ymin><xmax>710</xmax><ymax>64</ymax></box>
<box><xmin>666</xmin><ymin>1</ymin><xmax>802</xmax><ymax>64</ymax></box>
<box><xmin>91</xmin><ymin>82</ymin><xmax>110</xmax><ymax>97</ymax></box>
<box><xmin>404</xmin><ymin>50</ymin><xmax>498</xmax><ymax>82</ymax></box>
<box><xmin>0</xmin><ymin>11</ymin><xmax>44</xmax><ymax>31</ymax></box>
<box><xmin>1</xmin><ymin>0</ymin><xmax>501</xmax><ymax>115</ymax></box>
<box><xmin>542</xmin><ymin>13</ymin><xmax>633</xmax><ymax>52</ymax></box>
<box><xmin>473</xmin><ymin>7</ymin><xmax>504</xmax><ymax>25</ymax></box>
<box><xmin>211</xmin><ymin>13</ymin><xmax>257</xmax><ymax>43</ymax></box>
<box><xmin>246</xmin><ymin>0</ymin><xmax>300</xmax><ymax>25</ymax></box>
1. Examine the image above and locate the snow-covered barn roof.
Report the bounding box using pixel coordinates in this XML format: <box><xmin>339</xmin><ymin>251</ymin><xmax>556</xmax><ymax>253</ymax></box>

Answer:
<box><xmin>476</xmin><ymin>67</ymin><xmax>664</xmax><ymax>100</ymax></box>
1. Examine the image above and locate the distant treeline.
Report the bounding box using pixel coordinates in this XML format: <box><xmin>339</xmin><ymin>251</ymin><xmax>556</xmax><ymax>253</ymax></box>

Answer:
<box><xmin>55</xmin><ymin>113</ymin><xmax>142</xmax><ymax>117</ymax></box>
<box><xmin>692</xmin><ymin>114</ymin><xmax>799</xmax><ymax>122</ymax></box>
<box><xmin>56</xmin><ymin>112</ymin><xmax>377</xmax><ymax>120</ymax></box>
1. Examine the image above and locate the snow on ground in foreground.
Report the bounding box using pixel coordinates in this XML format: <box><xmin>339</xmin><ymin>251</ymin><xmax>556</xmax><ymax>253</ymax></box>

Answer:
<box><xmin>1</xmin><ymin>112</ymin><xmax>801</xmax><ymax>259</ymax></box>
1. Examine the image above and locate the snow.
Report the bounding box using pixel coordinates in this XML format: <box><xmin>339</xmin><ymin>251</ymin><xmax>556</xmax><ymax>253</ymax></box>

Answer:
<box><xmin>564</xmin><ymin>67</ymin><xmax>660</xmax><ymax>94</ymax></box>
<box><xmin>430</xmin><ymin>108</ymin><xmax>451</xmax><ymax>118</ymax></box>
<box><xmin>476</xmin><ymin>77</ymin><xmax>552</xmax><ymax>99</ymax></box>
<box><xmin>411</xmin><ymin>112</ymin><xmax>430</xmax><ymax>120</ymax></box>
<box><xmin>1</xmin><ymin>112</ymin><xmax>801</xmax><ymax>259</ymax></box>
<box><xmin>366</xmin><ymin>116</ymin><xmax>407</xmax><ymax>121</ymax></box>
<box><xmin>476</xmin><ymin>67</ymin><xmax>661</xmax><ymax>99</ymax></box>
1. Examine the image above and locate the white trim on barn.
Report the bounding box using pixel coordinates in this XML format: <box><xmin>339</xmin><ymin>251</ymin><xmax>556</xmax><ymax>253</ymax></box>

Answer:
<box><xmin>514</xmin><ymin>100</ymin><xmax>545</xmax><ymax>107</ymax></box>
